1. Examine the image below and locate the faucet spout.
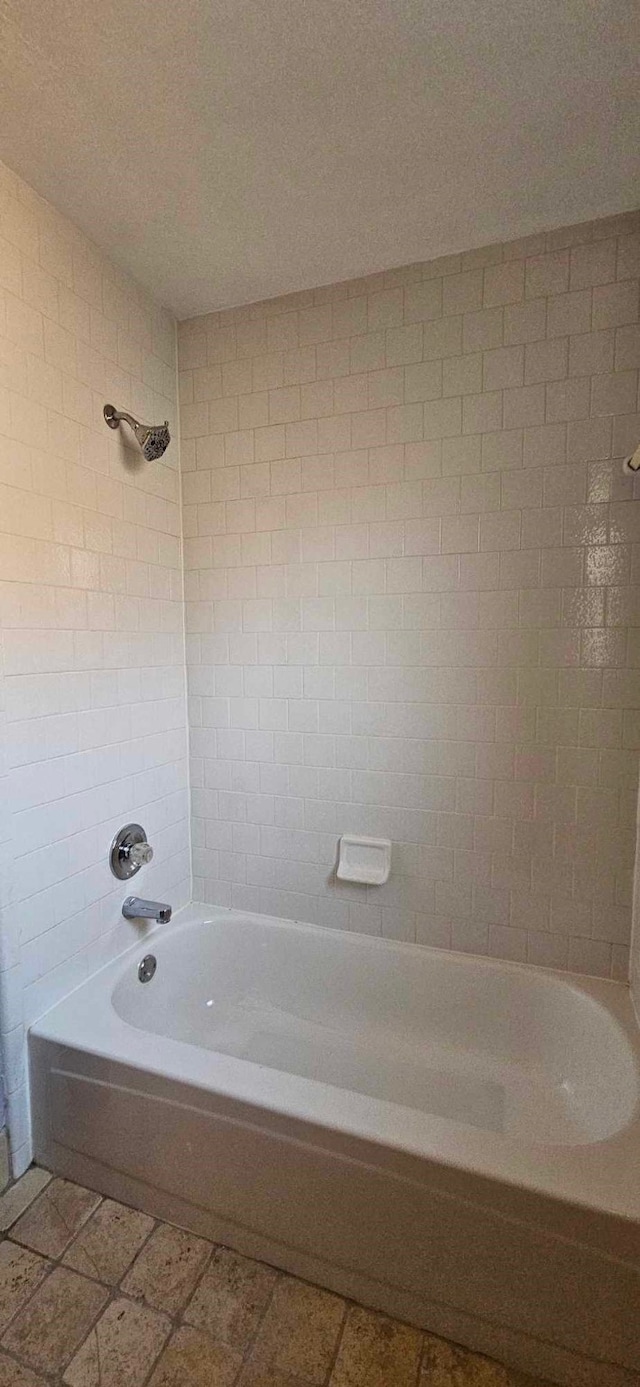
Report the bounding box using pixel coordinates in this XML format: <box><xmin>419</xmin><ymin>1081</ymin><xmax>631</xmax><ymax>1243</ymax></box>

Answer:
<box><xmin>122</xmin><ymin>896</ymin><xmax>172</xmax><ymax>924</ymax></box>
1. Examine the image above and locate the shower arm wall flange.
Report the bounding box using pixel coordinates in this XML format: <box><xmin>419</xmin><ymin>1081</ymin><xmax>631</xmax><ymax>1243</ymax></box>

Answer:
<box><xmin>622</xmin><ymin>441</ymin><xmax>640</xmax><ymax>476</ymax></box>
<box><xmin>104</xmin><ymin>404</ymin><xmax>138</xmax><ymax>431</ymax></box>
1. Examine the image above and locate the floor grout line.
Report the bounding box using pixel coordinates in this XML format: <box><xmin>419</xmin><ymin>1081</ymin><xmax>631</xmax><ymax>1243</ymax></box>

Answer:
<box><xmin>230</xmin><ymin>1259</ymin><xmax>281</xmax><ymax>1386</ymax></box>
<box><xmin>321</xmin><ymin>1297</ymin><xmax>350</xmax><ymax>1387</ymax></box>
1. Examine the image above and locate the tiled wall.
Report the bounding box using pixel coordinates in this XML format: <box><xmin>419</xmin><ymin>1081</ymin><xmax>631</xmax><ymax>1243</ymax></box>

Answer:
<box><xmin>1</xmin><ymin>159</ymin><xmax>639</xmax><ymax>1174</ymax></box>
<box><xmin>0</xmin><ymin>160</ymin><xmax>190</xmax><ymax>1173</ymax></box>
<box><xmin>0</xmin><ymin>626</ymin><xmax>14</xmax><ymax>1141</ymax></box>
<box><xmin>631</xmin><ymin>805</ymin><xmax>640</xmax><ymax>1022</ymax></box>
<box><xmin>178</xmin><ymin>211</ymin><xmax>640</xmax><ymax>983</ymax></box>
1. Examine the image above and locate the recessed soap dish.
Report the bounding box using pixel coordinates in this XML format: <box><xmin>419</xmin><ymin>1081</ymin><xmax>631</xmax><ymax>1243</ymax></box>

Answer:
<box><xmin>336</xmin><ymin>835</ymin><xmax>391</xmax><ymax>886</ymax></box>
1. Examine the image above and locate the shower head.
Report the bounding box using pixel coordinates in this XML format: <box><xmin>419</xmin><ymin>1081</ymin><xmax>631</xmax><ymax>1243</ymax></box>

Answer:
<box><xmin>103</xmin><ymin>404</ymin><xmax>171</xmax><ymax>461</ymax></box>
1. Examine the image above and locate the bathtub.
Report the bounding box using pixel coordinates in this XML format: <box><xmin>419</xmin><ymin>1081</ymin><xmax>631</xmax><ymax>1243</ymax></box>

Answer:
<box><xmin>30</xmin><ymin>905</ymin><xmax>640</xmax><ymax>1387</ymax></box>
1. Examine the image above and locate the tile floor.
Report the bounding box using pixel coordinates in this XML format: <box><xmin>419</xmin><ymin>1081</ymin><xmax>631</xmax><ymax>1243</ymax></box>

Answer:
<box><xmin>0</xmin><ymin>1167</ymin><xmax>551</xmax><ymax>1386</ymax></box>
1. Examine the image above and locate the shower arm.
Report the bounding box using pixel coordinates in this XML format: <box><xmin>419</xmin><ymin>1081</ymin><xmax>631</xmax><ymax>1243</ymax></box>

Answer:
<box><xmin>102</xmin><ymin>403</ymin><xmax>171</xmax><ymax>461</ymax></box>
<box><xmin>104</xmin><ymin>405</ymin><xmax>139</xmax><ymax>431</ymax></box>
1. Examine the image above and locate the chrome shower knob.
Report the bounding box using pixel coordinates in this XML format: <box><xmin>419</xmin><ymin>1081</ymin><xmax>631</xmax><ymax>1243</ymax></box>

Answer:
<box><xmin>109</xmin><ymin>824</ymin><xmax>154</xmax><ymax>880</ymax></box>
<box><xmin>129</xmin><ymin>841</ymin><xmax>154</xmax><ymax>868</ymax></box>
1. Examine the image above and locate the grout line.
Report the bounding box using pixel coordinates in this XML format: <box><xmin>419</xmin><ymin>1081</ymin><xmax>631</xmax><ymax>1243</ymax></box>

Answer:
<box><xmin>0</xmin><ymin>1244</ymin><xmax>58</xmax><ymax>1351</ymax></box>
<box><xmin>321</xmin><ymin>1297</ymin><xmax>350</xmax><ymax>1387</ymax></box>
<box><xmin>112</xmin><ymin>1210</ymin><xmax>162</xmax><ymax>1288</ymax></box>
<box><xmin>0</xmin><ymin>1341</ymin><xmax>61</xmax><ymax>1386</ymax></box>
<box><xmin>137</xmin><ymin>1306</ymin><xmax>175</xmax><ymax>1387</ymax></box>
<box><xmin>173</xmin><ymin>305</ymin><xmax>195</xmax><ymax>913</ymax></box>
<box><xmin>231</xmin><ymin>1260</ymin><xmax>281</xmax><ymax>1385</ymax></box>
<box><xmin>415</xmin><ymin>1324</ymin><xmax>429</xmax><ymax>1386</ymax></box>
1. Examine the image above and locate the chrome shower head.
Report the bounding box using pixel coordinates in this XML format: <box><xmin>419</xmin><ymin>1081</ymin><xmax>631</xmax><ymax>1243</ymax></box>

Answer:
<box><xmin>103</xmin><ymin>404</ymin><xmax>171</xmax><ymax>461</ymax></box>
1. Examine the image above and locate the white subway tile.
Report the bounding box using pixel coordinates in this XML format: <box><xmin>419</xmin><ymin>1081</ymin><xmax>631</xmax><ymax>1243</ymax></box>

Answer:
<box><xmin>4</xmin><ymin>185</ymin><xmax>638</xmax><ymax>1182</ymax></box>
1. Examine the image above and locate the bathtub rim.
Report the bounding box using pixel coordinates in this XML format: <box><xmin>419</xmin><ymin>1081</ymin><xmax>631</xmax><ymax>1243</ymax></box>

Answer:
<box><xmin>29</xmin><ymin>901</ymin><xmax>640</xmax><ymax>1227</ymax></box>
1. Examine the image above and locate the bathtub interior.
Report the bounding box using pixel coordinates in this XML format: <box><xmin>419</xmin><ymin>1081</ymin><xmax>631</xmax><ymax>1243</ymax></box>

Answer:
<box><xmin>111</xmin><ymin>913</ymin><xmax>640</xmax><ymax>1148</ymax></box>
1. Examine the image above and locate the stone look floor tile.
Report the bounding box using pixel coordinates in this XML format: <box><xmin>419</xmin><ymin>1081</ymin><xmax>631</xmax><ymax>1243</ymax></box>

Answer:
<box><xmin>420</xmin><ymin>1333</ymin><xmax>510</xmax><ymax>1385</ymax></box>
<box><xmin>512</xmin><ymin>1375</ymin><xmax>550</xmax><ymax>1386</ymax></box>
<box><xmin>184</xmin><ymin>1245</ymin><xmax>278</xmax><ymax>1354</ymax></box>
<box><xmin>330</xmin><ymin>1305</ymin><xmax>423</xmax><ymax>1387</ymax></box>
<box><xmin>243</xmin><ymin>1274</ymin><xmax>345</xmax><ymax>1386</ymax></box>
<box><xmin>63</xmin><ymin>1198</ymin><xmax>155</xmax><ymax>1284</ymax></box>
<box><xmin>10</xmin><ymin>1179</ymin><xmax>101</xmax><ymax>1259</ymax></box>
<box><xmin>0</xmin><ymin>1241</ymin><xmax>50</xmax><ymax>1334</ymax></box>
<box><xmin>63</xmin><ymin>1295</ymin><xmax>171</xmax><ymax>1387</ymax></box>
<box><xmin>503</xmin><ymin>1375</ymin><xmax>546</xmax><ymax>1387</ymax></box>
<box><xmin>238</xmin><ymin>1370</ymin><xmax>313</xmax><ymax>1387</ymax></box>
<box><xmin>0</xmin><ymin>1350</ymin><xmax>48</xmax><ymax>1386</ymax></box>
<box><xmin>2</xmin><ymin>1265</ymin><xmax>108</xmax><ymax>1374</ymax></box>
<box><xmin>122</xmin><ymin>1223</ymin><xmax>211</xmax><ymax>1315</ymax></box>
<box><xmin>148</xmin><ymin>1324</ymin><xmax>244</xmax><ymax>1387</ymax></box>
<box><xmin>0</xmin><ymin>1168</ymin><xmax>52</xmax><ymax>1233</ymax></box>
<box><xmin>0</xmin><ymin>1165</ymin><xmax>552</xmax><ymax>1387</ymax></box>
<box><xmin>420</xmin><ymin>1335</ymin><xmax>547</xmax><ymax>1386</ymax></box>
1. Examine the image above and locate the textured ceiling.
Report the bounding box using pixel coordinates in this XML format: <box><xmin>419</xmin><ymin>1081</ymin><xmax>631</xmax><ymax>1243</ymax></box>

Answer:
<box><xmin>0</xmin><ymin>0</ymin><xmax>638</xmax><ymax>316</ymax></box>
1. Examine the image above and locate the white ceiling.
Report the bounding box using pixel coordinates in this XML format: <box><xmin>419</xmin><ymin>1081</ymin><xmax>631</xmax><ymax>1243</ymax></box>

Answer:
<box><xmin>0</xmin><ymin>0</ymin><xmax>638</xmax><ymax>318</ymax></box>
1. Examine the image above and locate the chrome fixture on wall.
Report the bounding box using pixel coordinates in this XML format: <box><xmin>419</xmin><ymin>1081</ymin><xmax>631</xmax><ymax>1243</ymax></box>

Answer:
<box><xmin>103</xmin><ymin>403</ymin><xmax>170</xmax><ymax>460</ymax></box>
<box><xmin>138</xmin><ymin>954</ymin><xmax>157</xmax><ymax>983</ymax></box>
<box><xmin>123</xmin><ymin>897</ymin><xmax>172</xmax><ymax>924</ymax></box>
<box><xmin>109</xmin><ymin>824</ymin><xmax>154</xmax><ymax>880</ymax></box>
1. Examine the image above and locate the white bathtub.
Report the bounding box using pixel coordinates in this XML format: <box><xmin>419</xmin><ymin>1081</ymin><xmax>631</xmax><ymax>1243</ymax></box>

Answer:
<box><xmin>30</xmin><ymin>905</ymin><xmax>640</xmax><ymax>1387</ymax></box>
